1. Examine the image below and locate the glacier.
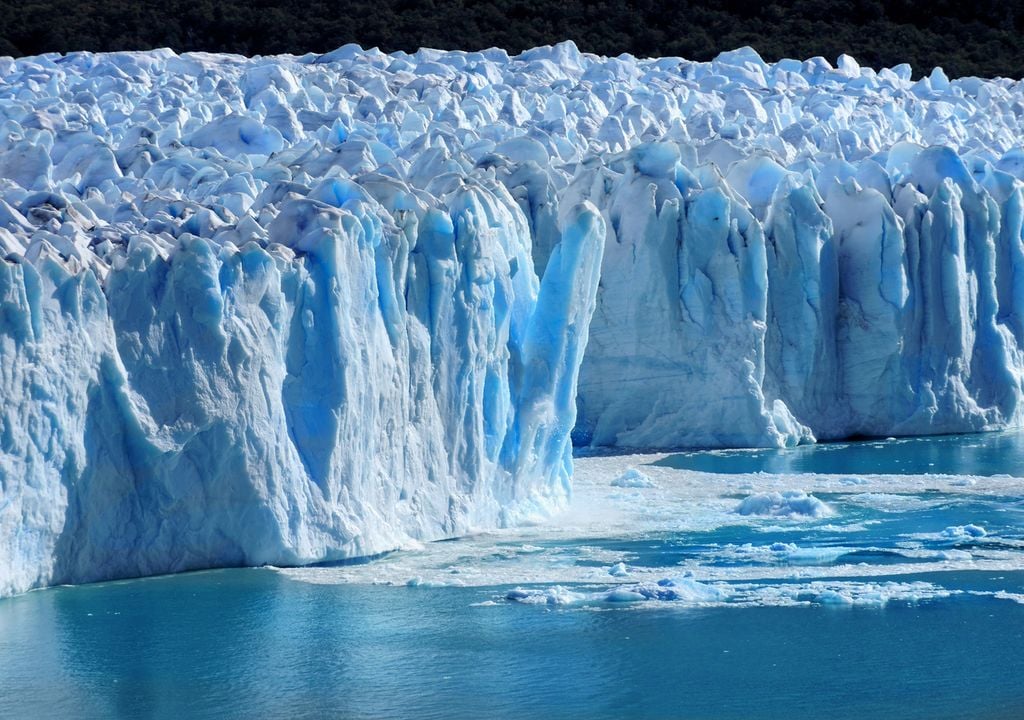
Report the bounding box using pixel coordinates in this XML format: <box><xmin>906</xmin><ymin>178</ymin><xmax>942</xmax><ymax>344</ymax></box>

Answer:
<box><xmin>3</xmin><ymin>41</ymin><xmax>1024</xmax><ymax>595</ymax></box>
<box><xmin>0</xmin><ymin>47</ymin><xmax>610</xmax><ymax>597</ymax></box>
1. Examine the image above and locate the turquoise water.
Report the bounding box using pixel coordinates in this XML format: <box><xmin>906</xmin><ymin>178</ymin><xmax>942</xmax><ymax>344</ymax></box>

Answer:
<box><xmin>2</xmin><ymin>433</ymin><xmax>1024</xmax><ymax>719</ymax></box>
<box><xmin>1</xmin><ymin>570</ymin><xmax>1022</xmax><ymax>720</ymax></box>
<box><xmin>651</xmin><ymin>429</ymin><xmax>1024</xmax><ymax>475</ymax></box>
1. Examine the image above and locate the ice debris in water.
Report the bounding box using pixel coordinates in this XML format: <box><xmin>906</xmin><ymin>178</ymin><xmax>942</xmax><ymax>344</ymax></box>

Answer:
<box><xmin>608</xmin><ymin>562</ymin><xmax>630</xmax><ymax>576</ymax></box>
<box><xmin>506</xmin><ymin>577</ymin><xmax>728</xmax><ymax>606</ymax></box>
<box><xmin>735</xmin><ymin>491</ymin><xmax>833</xmax><ymax>518</ymax></box>
<box><xmin>610</xmin><ymin>468</ymin><xmax>657</xmax><ymax>488</ymax></box>
<box><xmin>503</xmin><ymin>578</ymin><xmax>948</xmax><ymax>608</ymax></box>
<box><xmin>942</xmin><ymin>524</ymin><xmax>988</xmax><ymax>540</ymax></box>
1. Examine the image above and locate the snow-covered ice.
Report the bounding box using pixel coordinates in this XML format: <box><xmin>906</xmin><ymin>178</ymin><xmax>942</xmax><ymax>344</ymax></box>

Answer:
<box><xmin>4</xmin><ymin>40</ymin><xmax>1024</xmax><ymax>594</ymax></box>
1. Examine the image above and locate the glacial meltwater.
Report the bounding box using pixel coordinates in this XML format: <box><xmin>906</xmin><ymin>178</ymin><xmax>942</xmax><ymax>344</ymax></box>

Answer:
<box><xmin>3</xmin><ymin>432</ymin><xmax>1024</xmax><ymax>719</ymax></box>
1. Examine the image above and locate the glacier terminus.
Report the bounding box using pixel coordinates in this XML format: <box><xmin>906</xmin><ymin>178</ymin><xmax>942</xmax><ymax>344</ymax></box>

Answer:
<box><xmin>3</xmin><ymin>41</ymin><xmax>1024</xmax><ymax>596</ymax></box>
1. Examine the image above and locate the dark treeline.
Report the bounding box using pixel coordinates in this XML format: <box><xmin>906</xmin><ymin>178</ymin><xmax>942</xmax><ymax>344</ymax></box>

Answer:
<box><xmin>1</xmin><ymin>0</ymin><xmax>1023</xmax><ymax>79</ymax></box>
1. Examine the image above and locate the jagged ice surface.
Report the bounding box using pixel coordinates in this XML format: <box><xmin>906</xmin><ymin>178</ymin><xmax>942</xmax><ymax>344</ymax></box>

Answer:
<box><xmin>558</xmin><ymin>52</ymin><xmax>1024</xmax><ymax>449</ymax></box>
<box><xmin>3</xmin><ymin>41</ymin><xmax>1024</xmax><ymax>594</ymax></box>
<box><xmin>0</xmin><ymin>46</ymin><xmax>609</xmax><ymax>596</ymax></box>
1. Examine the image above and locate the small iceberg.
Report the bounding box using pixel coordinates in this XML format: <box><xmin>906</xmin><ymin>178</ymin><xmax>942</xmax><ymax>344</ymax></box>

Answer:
<box><xmin>611</xmin><ymin>469</ymin><xmax>657</xmax><ymax>488</ymax></box>
<box><xmin>735</xmin><ymin>491</ymin><xmax>833</xmax><ymax>518</ymax></box>
<box><xmin>941</xmin><ymin>524</ymin><xmax>987</xmax><ymax>540</ymax></box>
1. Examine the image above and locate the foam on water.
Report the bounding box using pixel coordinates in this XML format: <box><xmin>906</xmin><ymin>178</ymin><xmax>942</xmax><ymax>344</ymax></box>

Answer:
<box><xmin>279</xmin><ymin>440</ymin><xmax>1024</xmax><ymax>609</ymax></box>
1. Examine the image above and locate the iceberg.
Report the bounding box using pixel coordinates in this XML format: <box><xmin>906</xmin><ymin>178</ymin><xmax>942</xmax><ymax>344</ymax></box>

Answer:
<box><xmin>3</xmin><ymin>40</ymin><xmax>1024</xmax><ymax>595</ymax></box>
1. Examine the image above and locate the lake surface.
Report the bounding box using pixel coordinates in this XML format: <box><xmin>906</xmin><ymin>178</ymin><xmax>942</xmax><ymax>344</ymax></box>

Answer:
<box><xmin>2</xmin><ymin>433</ymin><xmax>1024</xmax><ymax>719</ymax></box>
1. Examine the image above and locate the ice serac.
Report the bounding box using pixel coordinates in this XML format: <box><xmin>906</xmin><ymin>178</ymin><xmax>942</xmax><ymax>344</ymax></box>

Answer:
<box><xmin>482</xmin><ymin>43</ymin><xmax>1024</xmax><ymax>449</ymax></box>
<box><xmin>486</xmin><ymin>42</ymin><xmax>1024</xmax><ymax>450</ymax></box>
<box><xmin>565</xmin><ymin>143</ymin><xmax>809</xmax><ymax>449</ymax></box>
<box><xmin>763</xmin><ymin>177</ymin><xmax>839</xmax><ymax>432</ymax></box>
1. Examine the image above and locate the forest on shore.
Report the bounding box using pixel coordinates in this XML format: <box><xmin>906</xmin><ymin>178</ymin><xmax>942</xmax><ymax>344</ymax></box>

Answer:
<box><xmin>1</xmin><ymin>0</ymin><xmax>1023</xmax><ymax>79</ymax></box>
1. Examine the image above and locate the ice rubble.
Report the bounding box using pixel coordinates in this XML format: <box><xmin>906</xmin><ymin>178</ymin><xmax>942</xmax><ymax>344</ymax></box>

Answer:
<box><xmin>3</xmin><ymin>41</ymin><xmax>1024</xmax><ymax>594</ymax></box>
<box><xmin>502</xmin><ymin>578</ymin><xmax>953</xmax><ymax>608</ymax></box>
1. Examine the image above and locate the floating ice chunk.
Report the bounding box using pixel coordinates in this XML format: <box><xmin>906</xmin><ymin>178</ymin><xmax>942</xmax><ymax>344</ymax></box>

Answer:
<box><xmin>610</xmin><ymin>469</ymin><xmax>657</xmax><ymax>488</ymax></box>
<box><xmin>608</xmin><ymin>562</ymin><xmax>630</xmax><ymax>576</ymax></box>
<box><xmin>993</xmin><ymin>591</ymin><xmax>1024</xmax><ymax>605</ymax></box>
<box><xmin>837</xmin><ymin>477</ymin><xmax>871</xmax><ymax>486</ymax></box>
<box><xmin>782</xmin><ymin>581</ymin><xmax>950</xmax><ymax>607</ymax></box>
<box><xmin>941</xmin><ymin>524</ymin><xmax>987</xmax><ymax>540</ymax></box>
<box><xmin>505</xmin><ymin>578</ymin><xmax>728</xmax><ymax>606</ymax></box>
<box><xmin>507</xmin><ymin>585</ymin><xmax>588</xmax><ymax>606</ymax></box>
<box><xmin>785</xmin><ymin>546</ymin><xmax>853</xmax><ymax>564</ymax></box>
<box><xmin>845</xmin><ymin>493</ymin><xmax>939</xmax><ymax>513</ymax></box>
<box><xmin>504</xmin><ymin>577</ymin><xmax>949</xmax><ymax>609</ymax></box>
<box><xmin>816</xmin><ymin>589</ymin><xmax>854</xmax><ymax>605</ymax></box>
<box><xmin>734</xmin><ymin>491</ymin><xmax>833</xmax><ymax>518</ymax></box>
<box><xmin>938</xmin><ymin>549</ymin><xmax>973</xmax><ymax>560</ymax></box>
<box><xmin>605</xmin><ymin>588</ymin><xmax>647</xmax><ymax>603</ymax></box>
<box><xmin>651</xmin><ymin>578</ymin><xmax>729</xmax><ymax>603</ymax></box>
<box><xmin>732</xmin><ymin>542</ymin><xmax>849</xmax><ymax>564</ymax></box>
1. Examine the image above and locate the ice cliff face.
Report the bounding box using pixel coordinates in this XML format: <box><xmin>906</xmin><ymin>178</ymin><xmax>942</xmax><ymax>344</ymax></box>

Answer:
<box><xmin>0</xmin><ymin>48</ymin><xmax>607</xmax><ymax>596</ymax></box>
<box><xmin>476</xmin><ymin>45</ymin><xmax>1024</xmax><ymax>449</ymax></box>
<box><xmin>3</xmin><ymin>41</ymin><xmax>1024</xmax><ymax>594</ymax></box>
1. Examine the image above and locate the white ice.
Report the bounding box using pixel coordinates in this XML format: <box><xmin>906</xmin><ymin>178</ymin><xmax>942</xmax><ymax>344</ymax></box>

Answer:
<box><xmin>610</xmin><ymin>468</ymin><xmax>657</xmax><ymax>488</ymax></box>
<box><xmin>5</xmin><ymin>40</ymin><xmax>1024</xmax><ymax>595</ymax></box>
<box><xmin>734</xmin><ymin>490</ymin><xmax>832</xmax><ymax>518</ymax></box>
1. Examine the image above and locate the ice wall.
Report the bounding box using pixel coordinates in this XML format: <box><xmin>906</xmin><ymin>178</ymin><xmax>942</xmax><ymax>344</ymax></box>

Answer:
<box><xmin>4</xmin><ymin>41</ymin><xmax>1024</xmax><ymax>594</ymax></box>
<box><xmin>0</xmin><ymin>49</ymin><xmax>607</xmax><ymax>596</ymax></box>
<box><xmin>484</xmin><ymin>45</ymin><xmax>1024</xmax><ymax>448</ymax></box>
